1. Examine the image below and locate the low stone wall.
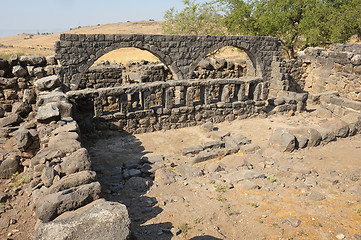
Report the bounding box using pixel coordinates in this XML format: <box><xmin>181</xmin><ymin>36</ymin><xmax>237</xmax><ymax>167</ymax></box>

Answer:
<box><xmin>67</xmin><ymin>77</ymin><xmax>271</xmax><ymax>134</ymax></box>
<box><xmin>289</xmin><ymin>44</ymin><xmax>361</xmax><ymax>101</ymax></box>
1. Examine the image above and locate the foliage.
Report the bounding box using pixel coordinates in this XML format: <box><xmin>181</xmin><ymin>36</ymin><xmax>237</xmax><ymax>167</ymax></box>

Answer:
<box><xmin>162</xmin><ymin>0</ymin><xmax>226</xmax><ymax>35</ymax></box>
<box><xmin>218</xmin><ymin>0</ymin><xmax>361</xmax><ymax>57</ymax></box>
<box><xmin>163</xmin><ymin>0</ymin><xmax>361</xmax><ymax>58</ymax></box>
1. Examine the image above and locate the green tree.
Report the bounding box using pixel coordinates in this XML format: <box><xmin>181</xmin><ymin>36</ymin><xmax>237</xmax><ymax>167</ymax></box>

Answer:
<box><xmin>162</xmin><ymin>0</ymin><xmax>226</xmax><ymax>35</ymax></box>
<box><xmin>218</xmin><ymin>0</ymin><xmax>361</xmax><ymax>58</ymax></box>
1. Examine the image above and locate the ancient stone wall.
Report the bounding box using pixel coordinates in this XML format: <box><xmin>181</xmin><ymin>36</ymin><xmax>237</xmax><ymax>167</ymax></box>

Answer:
<box><xmin>289</xmin><ymin>44</ymin><xmax>361</xmax><ymax>101</ymax></box>
<box><xmin>55</xmin><ymin>34</ymin><xmax>285</xmax><ymax>94</ymax></box>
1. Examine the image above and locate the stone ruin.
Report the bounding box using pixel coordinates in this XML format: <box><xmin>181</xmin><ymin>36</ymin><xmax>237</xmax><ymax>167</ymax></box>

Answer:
<box><xmin>0</xmin><ymin>34</ymin><xmax>360</xmax><ymax>239</ymax></box>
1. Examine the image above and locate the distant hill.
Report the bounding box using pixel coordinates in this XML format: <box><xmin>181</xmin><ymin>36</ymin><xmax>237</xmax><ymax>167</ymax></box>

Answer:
<box><xmin>0</xmin><ymin>21</ymin><xmax>163</xmax><ymax>59</ymax></box>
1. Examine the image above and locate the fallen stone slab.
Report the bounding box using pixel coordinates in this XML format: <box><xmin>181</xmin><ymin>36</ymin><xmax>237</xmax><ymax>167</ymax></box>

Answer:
<box><xmin>192</xmin><ymin>149</ymin><xmax>223</xmax><ymax>164</ymax></box>
<box><xmin>46</xmin><ymin>171</ymin><xmax>97</xmax><ymax>194</ymax></box>
<box><xmin>35</xmin><ymin>181</ymin><xmax>101</xmax><ymax>222</ymax></box>
<box><xmin>315</xmin><ymin>127</ymin><xmax>336</xmax><ymax>144</ymax></box>
<box><xmin>231</xmin><ymin>133</ymin><xmax>251</xmax><ymax>146</ymax></box>
<box><xmin>0</xmin><ymin>113</ymin><xmax>20</xmax><ymax>128</ymax></box>
<box><xmin>269</xmin><ymin>128</ymin><xmax>296</xmax><ymax>152</ymax></box>
<box><xmin>327</xmin><ymin>120</ymin><xmax>350</xmax><ymax>138</ymax></box>
<box><xmin>225</xmin><ymin>170</ymin><xmax>265</xmax><ymax>184</ymax></box>
<box><xmin>223</xmin><ymin>136</ymin><xmax>239</xmax><ymax>153</ymax></box>
<box><xmin>36</xmin><ymin>102</ymin><xmax>60</xmax><ymax>123</ymax></box>
<box><xmin>203</xmin><ymin>140</ymin><xmax>224</xmax><ymax>149</ymax></box>
<box><xmin>182</xmin><ymin>145</ymin><xmax>204</xmax><ymax>156</ymax></box>
<box><xmin>35</xmin><ymin>198</ymin><xmax>131</xmax><ymax>240</ymax></box>
<box><xmin>52</xmin><ymin>121</ymin><xmax>80</xmax><ymax>135</ymax></box>
<box><xmin>176</xmin><ymin>165</ymin><xmax>203</xmax><ymax>178</ymax></box>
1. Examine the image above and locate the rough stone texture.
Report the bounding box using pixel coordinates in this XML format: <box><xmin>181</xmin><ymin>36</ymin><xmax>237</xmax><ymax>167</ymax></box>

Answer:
<box><xmin>154</xmin><ymin>168</ymin><xmax>176</xmax><ymax>185</ymax></box>
<box><xmin>19</xmin><ymin>55</ymin><xmax>46</xmax><ymax>67</ymax></box>
<box><xmin>41</xmin><ymin>167</ymin><xmax>56</xmax><ymax>188</ymax></box>
<box><xmin>36</xmin><ymin>103</ymin><xmax>60</xmax><ymax>122</ymax></box>
<box><xmin>46</xmin><ymin>171</ymin><xmax>97</xmax><ymax>194</ymax></box>
<box><xmin>35</xmin><ymin>182</ymin><xmax>101</xmax><ymax>222</ymax></box>
<box><xmin>269</xmin><ymin>128</ymin><xmax>296</xmax><ymax>152</ymax></box>
<box><xmin>55</xmin><ymin>34</ymin><xmax>284</xmax><ymax>93</ymax></box>
<box><xmin>12</xmin><ymin>65</ymin><xmax>28</xmax><ymax>77</ymax></box>
<box><xmin>35</xmin><ymin>199</ymin><xmax>131</xmax><ymax>240</ymax></box>
<box><xmin>34</xmin><ymin>75</ymin><xmax>60</xmax><ymax>91</ymax></box>
<box><xmin>59</xmin><ymin>148</ymin><xmax>92</xmax><ymax>175</ymax></box>
<box><xmin>0</xmin><ymin>153</ymin><xmax>20</xmax><ymax>179</ymax></box>
<box><xmin>0</xmin><ymin>113</ymin><xmax>20</xmax><ymax>127</ymax></box>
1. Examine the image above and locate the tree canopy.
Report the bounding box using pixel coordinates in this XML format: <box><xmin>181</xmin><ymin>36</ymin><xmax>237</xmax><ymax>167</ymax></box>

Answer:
<box><xmin>163</xmin><ymin>0</ymin><xmax>361</xmax><ymax>58</ymax></box>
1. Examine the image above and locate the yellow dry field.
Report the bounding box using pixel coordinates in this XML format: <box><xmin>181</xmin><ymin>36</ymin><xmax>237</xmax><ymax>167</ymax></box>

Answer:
<box><xmin>0</xmin><ymin>20</ymin><xmax>250</xmax><ymax>65</ymax></box>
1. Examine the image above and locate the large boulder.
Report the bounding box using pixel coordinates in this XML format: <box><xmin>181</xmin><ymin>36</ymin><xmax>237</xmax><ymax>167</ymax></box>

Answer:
<box><xmin>19</xmin><ymin>56</ymin><xmax>46</xmax><ymax>67</ymax></box>
<box><xmin>35</xmin><ymin>182</ymin><xmax>101</xmax><ymax>222</ymax></box>
<box><xmin>12</xmin><ymin>65</ymin><xmax>28</xmax><ymax>77</ymax></box>
<box><xmin>0</xmin><ymin>113</ymin><xmax>20</xmax><ymax>127</ymax></box>
<box><xmin>46</xmin><ymin>171</ymin><xmax>97</xmax><ymax>194</ymax></box>
<box><xmin>36</xmin><ymin>102</ymin><xmax>60</xmax><ymax>123</ymax></box>
<box><xmin>59</xmin><ymin>148</ymin><xmax>92</xmax><ymax>175</ymax></box>
<box><xmin>35</xmin><ymin>199</ymin><xmax>131</xmax><ymax>240</ymax></box>
<box><xmin>269</xmin><ymin>128</ymin><xmax>296</xmax><ymax>152</ymax></box>
<box><xmin>12</xmin><ymin>102</ymin><xmax>32</xmax><ymax>118</ymax></box>
<box><xmin>0</xmin><ymin>153</ymin><xmax>20</xmax><ymax>179</ymax></box>
<box><xmin>34</xmin><ymin>75</ymin><xmax>60</xmax><ymax>91</ymax></box>
<box><xmin>16</xmin><ymin>128</ymin><xmax>33</xmax><ymax>150</ymax></box>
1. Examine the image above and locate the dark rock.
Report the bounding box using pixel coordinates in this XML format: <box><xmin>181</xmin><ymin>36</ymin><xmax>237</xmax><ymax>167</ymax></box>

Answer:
<box><xmin>35</xmin><ymin>199</ymin><xmax>131</xmax><ymax>240</ymax></box>
<box><xmin>269</xmin><ymin>128</ymin><xmax>296</xmax><ymax>152</ymax></box>
<box><xmin>12</xmin><ymin>65</ymin><xmax>28</xmax><ymax>77</ymax></box>
<box><xmin>124</xmin><ymin>177</ymin><xmax>150</xmax><ymax>192</ymax></box>
<box><xmin>12</xmin><ymin>102</ymin><xmax>31</xmax><ymax>118</ymax></box>
<box><xmin>16</xmin><ymin>128</ymin><xmax>33</xmax><ymax>150</ymax></box>
<box><xmin>19</xmin><ymin>55</ymin><xmax>46</xmax><ymax>67</ymax></box>
<box><xmin>9</xmin><ymin>54</ymin><xmax>18</xmax><ymax>66</ymax></box>
<box><xmin>182</xmin><ymin>145</ymin><xmax>204</xmax><ymax>155</ymax></box>
<box><xmin>46</xmin><ymin>171</ymin><xmax>97</xmax><ymax>194</ymax></box>
<box><xmin>203</xmin><ymin>140</ymin><xmax>224</xmax><ymax>149</ymax></box>
<box><xmin>0</xmin><ymin>113</ymin><xmax>20</xmax><ymax>127</ymax></box>
<box><xmin>60</xmin><ymin>148</ymin><xmax>92</xmax><ymax>175</ymax></box>
<box><xmin>35</xmin><ymin>182</ymin><xmax>101</xmax><ymax>222</ymax></box>
<box><xmin>23</xmin><ymin>89</ymin><xmax>37</xmax><ymax>104</ymax></box>
<box><xmin>34</xmin><ymin>75</ymin><xmax>60</xmax><ymax>91</ymax></box>
<box><xmin>154</xmin><ymin>168</ymin><xmax>176</xmax><ymax>185</ymax></box>
<box><xmin>41</xmin><ymin>167</ymin><xmax>56</xmax><ymax>188</ymax></box>
<box><xmin>0</xmin><ymin>153</ymin><xmax>20</xmax><ymax>179</ymax></box>
<box><xmin>192</xmin><ymin>149</ymin><xmax>222</xmax><ymax>164</ymax></box>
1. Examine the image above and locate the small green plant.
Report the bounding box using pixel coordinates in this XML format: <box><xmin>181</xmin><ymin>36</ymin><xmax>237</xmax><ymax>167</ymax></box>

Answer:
<box><xmin>214</xmin><ymin>184</ymin><xmax>227</xmax><ymax>193</ymax></box>
<box><xmin>247</xmin><ymin>202</ymin><xmax>259</xmax><ymax>208</ymax></box>
<box><xmin>216</xmin><ymin>195</ymin><xmax>227</xmax><ymax>202</ymax></box>
<box><xmin>10</xmin><ymin>176</ymin><xmax>27</xmax><ymax>188</ymax></box>
<box><xmin>318</xmin><ymin>222</ymin><xmax>323</xmax><ymax>227</ymax></box>
<box><xmin>194</xmin><ymin>217</ymin><xmax>203</xmax><ymax>224</ymax></box>
<box><xmin>272</xmin><ymin>223</ymin><xmax>279</xmax><ymax>228</ymax></box>
<box><xmin>0</xmin><ymin>202</ymin><xmax>5</xmax><ymax>208</ymax></box>
<box><xmin>350</xmin><ymin>176</ymin><xmax>359</xmax><ymax>182</ymax></box>
<box><xmin>11</xmin><ymin>172</ymin><xmax>19</xmax><ymax>179</ymax></box>
<box><xmin>268</xmin><ymin>175</ymin><xmax>277</xmax><ymax>183</ymax></box>
<box><xmin>179</xmin><ymin>223</ymin><xmax>191</xmax><ymax>235</ymax></box>
<box><xmin>259</xmin><ymin>220</ymin><xmax>264</xmax><ymax>224</ymax></box>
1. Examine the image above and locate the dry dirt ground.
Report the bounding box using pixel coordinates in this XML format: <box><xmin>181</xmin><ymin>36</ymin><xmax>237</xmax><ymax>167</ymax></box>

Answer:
<box><xmin>1</xmin><ymin>107</ymin><xmax>361</xmax><ymax>240</ymax></box>
<box><xmin>83</xmin><ymin>108</ymin><xmax>361</xmax><ymax>240</ymax></box>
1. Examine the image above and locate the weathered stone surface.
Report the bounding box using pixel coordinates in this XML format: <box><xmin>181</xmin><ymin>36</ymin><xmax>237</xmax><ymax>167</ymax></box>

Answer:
<box><xmin>176</xmin><ymin>165</ymin><xmax>203</xmax><ymax>178</ymax></box>
<box><xmin>309</xmin><ymin>191</ymin><xmax>326</xmax><ymax>201</ymax></box>
<box><xmin>0</xmin><ymin>113</ymin><xmax>20</xmax><ymax>127</ymax></box>
<box><xmin>36</xmin><ymin>102</ymin><xmax>60</xmax><ymax>122</ymax></box>
<box><xmin>223</xmin><ymin>136</ymin><xmax>239</xmax><ymax>153</ymax></box>
<box><xmin>34</xmin><ymin>75</ymin><xmax>60</xmax><ymax>91</ymax></box>
<box><xmin>47</xmin><ymin>171</ymin><xmax>97</xmax><ymax>194</ymax></box>
<box><xmin>12</xmin><ymin>65</ymin><xmax>28</xmax><ymax>77</ymax></box>
<box><xmin>154</xmin><ymin>168</ymin><xmax>176</xmax><ymax>185</ymax></box>
<box><xmin>225</xmin><ymin>170</ymin><xmax>265</xmax><ymax>184</ymax></box>
<box><xmin>35</xmin><ymin>182</ymin><xmax>101</xmax><ymax>222</ymax></box>
<box><xmin>31</xmin><ymin>141</ymin><xmax>82</xmax><ymax>166</ymax></box>
<box><xmin>16</xmin><ymin>128</ymin><xmax>33</xmax><ymax>150</ymax></box>
<box><xmin>60</xmin><ymin>148</ymin><xmax>92</xmax><ymax>175</ymax></box>
<box><xmin>192</xmin><ymin>149</ymin><xmax>222</xmax><ymax>164</ymax></box>
<box><xmin>240</xmin><ymin>180</ymin><xmax>259</xmax><ymax>190</ymax></box>
<box><xmin>269</xmin><ymin>128</ymin><xmax>296</xmax><ymax>152</ymax></box>
<box><xmin>315</xmin><ymin>127</ymin><xmax>336</xmax><ymax>144</ymax></box>
<box><xmin>12</xmin><ymin>102</ymin><xmax>31</xmax><ymax>117</ymax></box>
<box><xmin>41</xmin><ymin>166</ymin><xmax>56</xmax><ymax>188</ymax></box>
<box><xmin>328</xmin><ymin>120</ymin><xmax>350</xmax><ymax>138</ymax></box>
<box><xmin>182</xmin><ymin>145</ymin><xmax>204</xmax><ymax>156</ymax></box>
<box><xmin>52</xmin><ymin>121</ymin><xmax>79</xmax><ymax>135</ymax></box>
<box><xmin>203</xmin><ymin>140</ymin><xmax>224</xmax><ymax>149</ymax></box>
<box><xmin>19</xmin><ymin>55</ymin><xmax>46</xmax><ymax>67</ymax></box>
<box><xmin>0</xmin><ymin>153</ymin><xmax>20</xmax><ymax>179</ymax></box>
<box><xmin>35</xmin><ymin>199</ymin><xmax>131</xmax><ymax>240</ymax></box>
<box><xmin>23</xmin><ymin>89</ymin><xmax>37</xmax><ymax>104</ymax></box>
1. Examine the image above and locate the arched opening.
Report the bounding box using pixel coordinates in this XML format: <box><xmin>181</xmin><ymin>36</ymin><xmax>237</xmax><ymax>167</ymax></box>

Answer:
<box><xmin>79</xmin><ymin>47</ymin><xmax>176</xmax><ymax>115</ymax></box>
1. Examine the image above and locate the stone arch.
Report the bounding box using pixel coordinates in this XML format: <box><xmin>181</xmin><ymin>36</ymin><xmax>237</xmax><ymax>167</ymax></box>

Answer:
<box><xmin>82</xmin><ymin>43</ymin><xmax>181</xmax><ymax>81</ymax></box>
<box><xmin>190</xmin><ymin>43</ymin><xmax>263</xmax><ymax>79</ymax></box>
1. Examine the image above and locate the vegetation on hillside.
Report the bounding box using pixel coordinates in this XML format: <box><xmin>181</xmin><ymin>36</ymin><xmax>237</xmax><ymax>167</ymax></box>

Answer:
<box><xmin>163</xmin><ymin>0</ymin><xmax>361</xmax><ymax>58</ymax></box>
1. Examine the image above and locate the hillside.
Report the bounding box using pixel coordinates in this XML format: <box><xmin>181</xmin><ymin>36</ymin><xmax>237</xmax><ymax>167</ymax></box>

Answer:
<box><xmin>0</xmin><ymin>21</ymin><xmax>163</xmax><ymax>59</ymax></box>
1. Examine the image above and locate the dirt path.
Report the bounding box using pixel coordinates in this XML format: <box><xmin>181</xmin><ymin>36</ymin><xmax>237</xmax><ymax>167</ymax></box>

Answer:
<box><xmin>85</xmin><ymin>112</ymin><xmax>361</xmax><ymax>240</ymax></box>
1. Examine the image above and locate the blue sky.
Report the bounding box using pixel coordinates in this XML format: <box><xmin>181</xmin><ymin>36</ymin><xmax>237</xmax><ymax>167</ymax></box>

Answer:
<box><xmin>0</xmin><ymin>0</ymin><xmax>208</xmax><ymax>37</ymax></box>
